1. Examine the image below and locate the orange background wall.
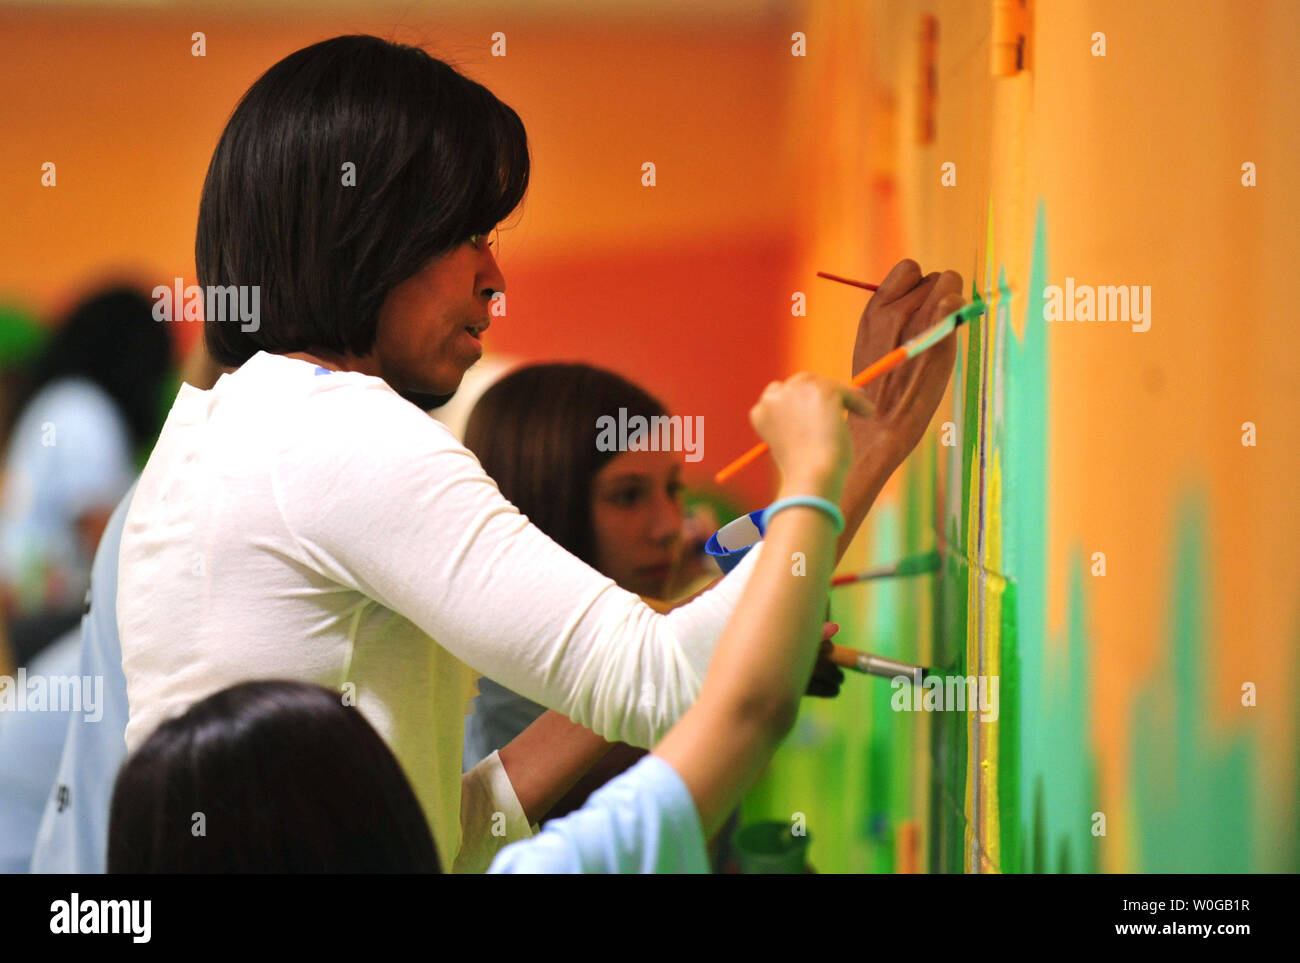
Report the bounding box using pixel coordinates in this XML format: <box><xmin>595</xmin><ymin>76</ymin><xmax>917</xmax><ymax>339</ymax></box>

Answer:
<box><xmin>0</xmin><ymin>3</ymin><xmax>816</xmax><ymax>505</ymax></box>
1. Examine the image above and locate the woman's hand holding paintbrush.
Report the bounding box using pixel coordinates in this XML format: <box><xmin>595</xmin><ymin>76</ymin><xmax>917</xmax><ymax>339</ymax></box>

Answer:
<box><xmin>848</xmin><ymin>260</ymin><xmax>965</xmax><ymax>476</ymax></box>
<box><xmin>834</xmin><ymin>261</ymin><xmax>965</xmax><ymax>557</ymax></box>
<box><xmin>715</xmin><ymin>259</ymin><xmax>966</xmax><ymax>564</ymax></box>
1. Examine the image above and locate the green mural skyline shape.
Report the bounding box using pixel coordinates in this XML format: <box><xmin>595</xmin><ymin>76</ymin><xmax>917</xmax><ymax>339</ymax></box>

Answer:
<box><xmin>955</xmin><ymin>200</ymin><xmax>1274</xmax><ymax>874</ymax></box>
<box><xmin>1131</xmin><ymin>501</ymin><xmax>1259</xmax><ymax>873</ymax></box>
<box><xmin>1000</xmin><ymin>201</ymin><xmax>1096</xmax><ymax>874</ymax></box>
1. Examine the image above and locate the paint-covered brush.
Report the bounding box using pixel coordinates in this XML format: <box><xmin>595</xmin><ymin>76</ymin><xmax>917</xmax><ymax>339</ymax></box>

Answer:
<box><xmin>829</xmin><ymin>644</ymin><xmax>930</xmax><ymax>682</ymax></box>
<box><xmin>714</xmin><ymin>298</ymin><xmax>987</xmax><ymax>483</ymax></box>
<box><xmin>816</xmin><ymin>270</ymin><xmax>880</xmax><ymax>292</ymax></box>
<box><xmin>831</xmin><ymin>549</ymin><xmax>940</xmax><ymax>587</ymax></box>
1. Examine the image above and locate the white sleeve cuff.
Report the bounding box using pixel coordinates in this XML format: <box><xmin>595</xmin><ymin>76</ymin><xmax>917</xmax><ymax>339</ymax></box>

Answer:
<box><xmin>453</xmin><ymin>749</ymin><xmax>535</xmax><ymax>874</ymax></box>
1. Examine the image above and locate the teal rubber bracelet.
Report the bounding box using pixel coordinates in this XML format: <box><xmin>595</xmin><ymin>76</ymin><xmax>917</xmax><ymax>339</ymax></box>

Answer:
<box><xmin>760</xmin><ymin>496</ymin><xmax>845</xmax><ymax>534</ymax></box>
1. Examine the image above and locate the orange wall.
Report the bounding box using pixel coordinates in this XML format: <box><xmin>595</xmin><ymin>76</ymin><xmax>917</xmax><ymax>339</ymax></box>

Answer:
<box><xmin>792</xmin><ymin>0</ymin><xmax>1300</xmax><ymax>870</ymax></box>
<box><xmin>0</xmin><ymin>5</ymin><xmax>809</xmax><ymax>503</ymax></box>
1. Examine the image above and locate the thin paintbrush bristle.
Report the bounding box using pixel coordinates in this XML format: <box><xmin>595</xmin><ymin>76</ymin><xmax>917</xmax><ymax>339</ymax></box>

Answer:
<box><xmin>816</xmin><ymin>270</ymin><xmax>880</xmax><ymax>292</ymax></box>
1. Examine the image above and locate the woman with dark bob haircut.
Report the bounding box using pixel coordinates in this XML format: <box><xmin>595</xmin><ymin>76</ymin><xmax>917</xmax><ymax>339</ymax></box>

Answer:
<box><xmin>114</xmin><ymin>33</ymin><xmax>965</xmax><ymax>873</ymax></box>
<box><xmin>196</xmin><ymin>36</ymin><xmax>527</xmax><ymax>373</ymax></box>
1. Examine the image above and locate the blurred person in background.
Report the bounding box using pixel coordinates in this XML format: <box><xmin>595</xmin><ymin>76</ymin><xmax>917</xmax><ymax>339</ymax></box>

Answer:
<box><xmin>0</xmin><ymin>301</ymin><xmax>48</xmax><ymax>675</ymax></box>
<box><xmin>460</xmin><ymin>363</ymin><xmax>843</xmax><ymax>872</ymax></box>
<box><xmin>461</xmin><ymin>364</ymin><xmax>712</xmax><ymax>788</ymax></box>
<box><xmin>3</xmin><ymin>336</ymin><xmax>214</xmax><ymax>874</ymax></box>
<box><xmin>0</xmin><ymin>302</ymin><xmax>48</xmax><ymax>459</ymax></box>
<box><xmin>0</xmin><ymin>286</ymin><xmax>172</xmax><ymax>665</ymax></box>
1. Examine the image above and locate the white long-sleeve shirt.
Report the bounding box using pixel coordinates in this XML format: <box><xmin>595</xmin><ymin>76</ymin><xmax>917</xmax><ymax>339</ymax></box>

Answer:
<box><xmin>116</xmin><ymin>351</ymin><xmax>759</xmax><ymax>872</ymax></box>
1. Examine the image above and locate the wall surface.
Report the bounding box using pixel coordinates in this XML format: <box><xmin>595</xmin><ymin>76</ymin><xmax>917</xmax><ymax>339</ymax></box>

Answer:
<box><xmin>746</xmin><ymin>0</ymin><xmax>1300</xmax><ymax>873</ymax></box>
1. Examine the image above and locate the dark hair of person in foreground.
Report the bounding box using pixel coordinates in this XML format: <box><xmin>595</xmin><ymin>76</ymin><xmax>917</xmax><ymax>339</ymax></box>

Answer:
<box><xmin>108</xmin><ymin>680</ymin><xmax>440</xmax><ymax>873</ymax></box>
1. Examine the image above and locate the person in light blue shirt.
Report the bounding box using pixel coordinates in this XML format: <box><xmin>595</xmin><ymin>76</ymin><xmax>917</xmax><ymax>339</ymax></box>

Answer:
<box><xmin>105</xmin><ymin>676</ymin><xmax>713</xmax><ymax>873</ymax></box>
<box><xmin>487</xmin><ymin>753</ymin><xmax>709</xmax><ymax>874</ymax></box>
<box><xmin>27</xmin><ymin>482</ymin><xmax>135</xmax><ymax>873</ymax></box>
